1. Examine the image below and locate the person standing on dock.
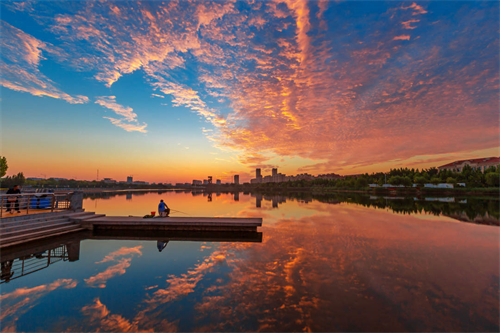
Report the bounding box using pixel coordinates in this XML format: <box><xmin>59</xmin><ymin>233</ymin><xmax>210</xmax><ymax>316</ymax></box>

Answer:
<box><xmin>158</xmin><ymin>199</ymin><xmax>170</xmax><ymax>217</ymax></box>
<box><xmin>6</xmin><ymin>185</ymin><xmax>21</xmax><ymax>213</ymax></box>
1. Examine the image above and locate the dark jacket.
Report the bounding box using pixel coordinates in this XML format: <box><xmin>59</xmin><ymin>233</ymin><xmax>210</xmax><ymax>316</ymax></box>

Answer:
<box><xmin>6</xmin><ymin>188</ymin><xmax>21</xmax><ymax>195</ymax></box>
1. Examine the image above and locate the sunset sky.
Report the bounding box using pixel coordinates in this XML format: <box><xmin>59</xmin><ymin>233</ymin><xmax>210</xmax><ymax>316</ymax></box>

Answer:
<box><xmin>1</xmin><ymin>0</ymin><xmax>498</xmax><ymax>183</ymax></box>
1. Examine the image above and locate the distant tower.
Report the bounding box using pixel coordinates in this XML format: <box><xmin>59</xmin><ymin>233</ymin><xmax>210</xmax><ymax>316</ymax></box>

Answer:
<box><xmin>208</xmin><ymin>176</ymin><xmax>213</xmax><ymax>184</ymax></box>
<box><xmin>234</xmin><ymin>175</ymin><xmax>239</xmax><ymax>185</ymax></box>
<box><xmin>256</xmin><ymin>168</ymin><xmax>261</xmax><ymax>178</ymax></box>
<box><xmin>272</xmin><ymin>168</ymin><xmax>277</xmax><ymax>177</ymax></box>
<box><xmin>127</xmin><ymin>176</ymin><xmax>133</xmax><ymax>183</ymax></box>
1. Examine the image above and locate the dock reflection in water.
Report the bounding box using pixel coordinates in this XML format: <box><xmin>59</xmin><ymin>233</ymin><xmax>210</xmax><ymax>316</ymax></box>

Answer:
<box><xmin>0</xmin><ymin>191</ymin><xmax>498</xmax><ymax>332</ymax></box>
<box><xmin>0</xmin><ymin>228</ymin><xmax>262</xmax><ymax>284</ymax></box>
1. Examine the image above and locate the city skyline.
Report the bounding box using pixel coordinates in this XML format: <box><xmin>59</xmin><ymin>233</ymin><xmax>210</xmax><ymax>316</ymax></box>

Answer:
<box><xmin>1</xmin><ymin>1</ymin><xmax>499</xmax><ymax>183</ymax></box>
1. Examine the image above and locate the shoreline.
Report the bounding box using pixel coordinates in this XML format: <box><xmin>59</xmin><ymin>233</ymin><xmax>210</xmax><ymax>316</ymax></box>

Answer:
<box><xmin>4</xmin><ymin>185</ymin><xmax>498</xmax><ymax>198</ymax></box>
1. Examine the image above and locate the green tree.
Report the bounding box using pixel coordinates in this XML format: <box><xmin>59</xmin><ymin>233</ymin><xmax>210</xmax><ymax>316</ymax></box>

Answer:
<box><xmin>401</xmin><ymin>176</ymin><xmax>412</xmax><ymax>187</ymax></box>
<box><xmin>430</xmin><ymin>177</ymin><xmax>441</xmax><ymax>185</ymax></box>
<box><xmin>486</xmin><ymin>172</ymin><xmax>500</xmax><ymax>187</ymax></box>
<box><xmin>414</xmin><ymin>176</ymin><xmax>427</xmax><ymax>186</ymax></box>
<box><xmin>0</xmin><ymin>156</ymin><xmax>7</xmax><ymax>178</ymax></box>
<box><xmin>13</xmin><ymin>172</ymin><xmax>26</xmax><ymax>186</ymax></box>
<box><xmin>355</xmin><ymin>178</ymin><xmax>368</xmax><ymax>189</ymax></box>
<box><xmin>387</xmin><ymin>176</ymin><xmax>402</xmax><ymax>185</ymax></box>
<box><xmin>446</xmin><ymin>177</ymin><xmax>457</xmax><ymax>185</ymax></box>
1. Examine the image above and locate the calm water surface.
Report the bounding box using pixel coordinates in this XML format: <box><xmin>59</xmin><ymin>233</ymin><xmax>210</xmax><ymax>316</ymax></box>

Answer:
<box><xmin>1</xmin><ymin>191</ymin><xmax>498</xmax><ymax>332</ymax></box>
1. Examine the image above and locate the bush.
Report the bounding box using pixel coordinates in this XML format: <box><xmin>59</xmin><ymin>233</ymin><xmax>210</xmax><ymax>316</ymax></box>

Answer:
<box><xmin>355</xmin><ymin>178</ymin><xmax>368</xmax><ymax>189</ymax></box>
<box><xmin>430</xmin><ymin>177</ymin><xmax>441</xmax><ymax>185</ymax></box>
<box><xmin>414</xmin><ymin>176</ymin><xmax>427</xmax><ymax>186</ymax></box>
<box><xmin>388</xmin><ymin>176</ymin><xmax>412</xmax><ymax>187</ymax></box>
<box><xmin>486</xmin><ymin>172</ymin><xmax>500</xmax><ymax>187</ymax></box>
<box><xmin>446</xmin><ymin>177</ymin><xmax>457</xmax><ymax>185</ymax></box>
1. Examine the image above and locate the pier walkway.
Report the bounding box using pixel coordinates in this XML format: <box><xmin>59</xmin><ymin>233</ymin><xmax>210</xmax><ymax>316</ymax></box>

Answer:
<box><xmin>1</xmin><ymin>209</ymin><xmax>262</xmax><ymax>249</ymax></box>
<box><xmin>76</xmin><ymin>215</ymin><xmax>262</xmax><ymax>232</ymax></box>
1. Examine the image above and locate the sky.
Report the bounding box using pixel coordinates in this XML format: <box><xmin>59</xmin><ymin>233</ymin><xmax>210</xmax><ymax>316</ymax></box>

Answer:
<box><xmin>1</xmin><ymin>0</ymin><xmax>498</xmax><ymax>183</ymax></box>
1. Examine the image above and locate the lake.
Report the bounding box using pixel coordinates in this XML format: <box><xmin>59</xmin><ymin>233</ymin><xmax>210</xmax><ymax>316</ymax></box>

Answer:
<box><xmin>1</xmin><ymin>191</ymin><xmax>498</xmax><ymax>332</ymax></box>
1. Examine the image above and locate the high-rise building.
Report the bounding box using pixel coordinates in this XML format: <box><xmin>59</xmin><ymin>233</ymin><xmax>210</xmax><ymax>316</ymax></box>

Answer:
<box><xmin>127</xmin><ymin>176</ymin><xmax>133</xmax><ymax>183</ymax></box>
<box><xmin>234</xmin><ymin>175</ymin><xmax>239</xmax><ymax>185</ymax></box>
<box><xmin>272</xmin><ymin>168</ymin><xmax>277</xmax><ymax>177</ymax></box>
<box><xmin>216</xmin><ymin>179</ymin><xmax>221</xmax><ymax>185</ymax></box>
<box><xmin>256</xmin><ymin>168</ymin><xmax>261</xmax><ymax>178</ymax></box>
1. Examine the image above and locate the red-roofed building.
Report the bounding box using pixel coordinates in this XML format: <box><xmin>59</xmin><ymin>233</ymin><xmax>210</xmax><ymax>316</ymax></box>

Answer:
<box><xmin>438</xmin><ymin>157</ymin><xmax>500</xmax><ymax>173</ymax></box>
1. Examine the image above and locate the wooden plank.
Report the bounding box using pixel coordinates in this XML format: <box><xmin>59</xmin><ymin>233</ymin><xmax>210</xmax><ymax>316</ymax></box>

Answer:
<box><xmin>70</xmin><ymin>214</ymin><xmax>106</xmax><ymax>221</ymax></box>
<box><xmin>0</xmin><ymin>225</ymin><xmax>82</xmax><ymax>246</ymax></box>
<box><xmin>0</xmin><ymin>226</ymin><xmax>86</xmax><ymax>249</ymax></box>
<box><xmin>86</xmin><ymin>216</ymin><xmax>262</xmax><ymax>226</ymax></box>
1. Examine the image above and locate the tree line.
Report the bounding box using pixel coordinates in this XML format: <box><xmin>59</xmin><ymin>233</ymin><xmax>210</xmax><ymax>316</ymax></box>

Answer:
<box><xmin>256</xmin><ymin>165</ymin><xmax>500</xmax><ymax>190</ymax></box>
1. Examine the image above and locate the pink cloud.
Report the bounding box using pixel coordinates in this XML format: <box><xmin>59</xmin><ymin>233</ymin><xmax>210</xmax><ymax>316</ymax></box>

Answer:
<box><xmin>403</xmin><ymin>2</ymin><xmax>428</xmax><ymax>15</ymax></box>
<box><xmin>95</xmin><ymin>96</ymin><xmax>137</xmax><ymax>122</ymax></box>
<box><xmin>84</xmin><ymin>258</ymin><xmax>132</xmax><ymax>288</ymax></box>
<box><xmin>85</xmin><ymin>246</ymin><xmax>143</xmax><ymax>288</ymax></box>
<box><xmin>0</xmin><ymin>21</ymin><xmax>89</xmax><ymax>104</ymax></box>
<box><xmin>393</xmin><ymin>35</ymin><xmax>411</xmax><ymax>41</ymax></box>
<box><xmin>96</xmin><ymin>97</ymin><xmax>148</xmax><ymax>133</ymax></box>
<box><xmin>401</xmin><ymin>19</ymin><xmax>420</xmax><ymax>29</ymax></box>
<box><xmin>95</xmin><ymin>245</ymin><xmax>143</xmax><ymax>264</ymax></box>
<box><xmin>4</xmin><ymin>1</ymin><xmax>496</xmax><ymax>174</ymax></box>
<box><xmin>0</xmin><ymin>279</ymin><xmax>77</xmax><ymax>329</ymax></box>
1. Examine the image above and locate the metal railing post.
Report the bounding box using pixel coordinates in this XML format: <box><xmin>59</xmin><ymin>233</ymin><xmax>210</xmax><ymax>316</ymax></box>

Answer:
<box><xmin>26</xmin><ymin>194</ymin><xmax>30</xmax><ymax>215</ymax></box>
<box><xmin>1</xmin><ymin>196</ymin><xmax>3</xmax><ymax>218</ymax></box>
<box><xmin>51</xmin><ymin>194</ymin><xmax>55</xmax><ymax>212</ymax></box>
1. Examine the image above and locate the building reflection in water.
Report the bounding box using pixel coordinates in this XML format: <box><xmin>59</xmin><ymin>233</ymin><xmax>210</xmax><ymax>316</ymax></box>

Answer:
<box><xmin>82</xmin><ymin>190</ymin><xmax>498</xmax><ymax>225</ymax></box>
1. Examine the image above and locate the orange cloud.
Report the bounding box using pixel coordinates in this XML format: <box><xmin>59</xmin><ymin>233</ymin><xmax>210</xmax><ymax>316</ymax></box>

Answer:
<box><xmin>81</xmin><ymin>298</ymin><xmax>160</xmax><ymax>332</ymax></box>
<box><xmin>85</xmin><ymin>245</ymin><xmax>143</xmax><ymax>288</ymax></box>
<box><xmin>85</xmin><ymin>258</ymin><xmax>132</xmax><ymax>288</ymax></box>
<box><xmin>0</xmin><ymin>279</ymin><xmax>77</xmax><ymax>330</ymax></box>
<box><xmin>95</xmin><ymin>245</ymin><xmax>143</xmax><ymax>264</ymax></box>
<box><xmin>402</xmin><ymin>2</ymin><xmax>428</xmax><ymax>15</ymax></box>
<box><xmin>401</xmin><ymin>19</ymin><xmax>420</xmax><ymax>29</ymax></box>
<box><xmin>4</xmin><ymin>1</ymin><xmax>497</xmax><ymax>175</ymax></box>
<box><xmin>392</xmin><ymin>35</ymin><xmax>411</xmax><ymax>41</ymax></box>
<box><xmin>133</xmin><ymin>250</ymin><xmax>228</xmax><ymax>327</ymax></box>
<box><xmin>190</xmin><ymin>205</ymin><xmax>499</xmax><ymax>331</ymax></box>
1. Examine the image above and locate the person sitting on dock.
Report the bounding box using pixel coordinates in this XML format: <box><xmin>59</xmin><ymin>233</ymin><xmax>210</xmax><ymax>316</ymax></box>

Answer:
<box><xmin>158</xmin><ymin>200</ymin><xmax>170</xmax><ymax>217</ymax></box>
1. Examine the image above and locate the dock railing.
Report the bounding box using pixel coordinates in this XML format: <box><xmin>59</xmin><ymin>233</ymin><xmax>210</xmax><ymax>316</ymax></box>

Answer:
<box><xmin>1</xmin><ymin>245</ymin><xmax>68</xmax><ymax>284</ymax></box>
<box><xmin>0</xmin><ymin>192</ymin><xmax>81</xmax><ymax>218</ymax></box>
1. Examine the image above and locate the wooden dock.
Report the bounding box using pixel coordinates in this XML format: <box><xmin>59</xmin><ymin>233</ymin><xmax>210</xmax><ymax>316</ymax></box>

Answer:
<box><xmin>76</xmin><ymin>215</ymin><xmax>262</xmax><ymax>232</ymax></box>
<box><xmin>0</xmin><ymin>211</ymin><xmax>263</xmax><ymax>249</ymax></box>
